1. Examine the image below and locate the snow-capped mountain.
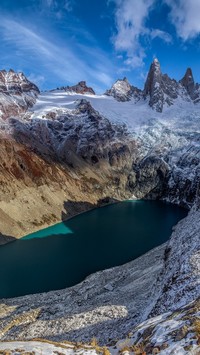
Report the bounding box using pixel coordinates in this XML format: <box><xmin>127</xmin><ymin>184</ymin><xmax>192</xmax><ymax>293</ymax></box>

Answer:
<box><xmin>0</xmin><ymin>69</ymin><xmax>39</xmax><ymax>120</ymax></box>
<box><xmin>107</xmin><ymin>58</ymin><xmax>200</xmax><ymax>112</ymax></box>
<box><xmin>105</xmin><ymin>77</ymin><xmax>142</xmax><ymax>102</ymax></box>
<box><xmin>144</xmin><ymin>58</ymin><xmax>200</xmax><ymax>111</ymax></box>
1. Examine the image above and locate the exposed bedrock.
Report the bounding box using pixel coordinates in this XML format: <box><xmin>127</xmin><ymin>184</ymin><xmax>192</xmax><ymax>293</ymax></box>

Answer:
<box><xmin>0</xmin><ymin>133</ymin><xmax>133</xmax><ymax>239</ymax></box>
<box><xmin>127</xmin><ymin>155</ymin><xmax>170</xmax><ymax>199</ymax></box>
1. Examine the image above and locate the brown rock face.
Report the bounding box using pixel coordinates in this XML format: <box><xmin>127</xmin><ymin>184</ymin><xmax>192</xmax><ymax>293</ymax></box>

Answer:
<box><xmin>0</xmin><ymin>129</ymin><xmax>137</xmax><ymax>239</ymax></box>
<box><xmin>63</xmin><ymin>81</ymin><xmax>95</xmax><ymax>95</ymax></box>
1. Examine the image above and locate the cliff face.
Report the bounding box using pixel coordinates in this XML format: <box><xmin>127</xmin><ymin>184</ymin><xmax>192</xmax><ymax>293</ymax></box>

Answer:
<box><xmin>0</xmin><ymin>131</ymin><xmax>136</xmax><ymax>238</ymax></box>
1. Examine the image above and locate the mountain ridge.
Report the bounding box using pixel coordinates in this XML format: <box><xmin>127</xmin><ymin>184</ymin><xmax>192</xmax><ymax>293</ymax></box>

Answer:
<box><xmin>1</xmin><ymin>58</ymin><xmax>200</xmax><ymax>116</ymax></box>
<box><xmin>106</xmin><ymin>58</ymin><xmax>200</xmax><ymax>111</ymax></box>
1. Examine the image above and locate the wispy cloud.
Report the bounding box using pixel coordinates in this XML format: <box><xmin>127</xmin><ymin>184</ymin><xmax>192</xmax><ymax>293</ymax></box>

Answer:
<box><xmin>150</xmin><ymin>29</ymin><xmax>173</xmax><ymax>43</ymax></box>
<box><xmin>63</xmin><ymin>0</ymin><xmax>73</xmax><ymax>11</ymax></box>
<box><xmin>164</xmin><ymin>0</ymin><xmax>200</xmax><ymax>41</ymax></box>
<box><xmin>42</xmin><ymin>0</ymin><xmax>73</xmax><ymax>12</ymax></box>
<box><xmin>38</xmin><ymin>0</ymin><xmax>73</xmax><ymax>19</ymax></box>
<box><xmin>27</xmin><ymin>73</ymin><xmax>45</xmax><ymax>87</ymax></box>
<box><xmin>112</xmin><ymin>0</ymin><xmax>154</xmax><ymax>67</ymax></box>
<box><xmin>111</xmin><ymin>0</ymin><xmax>173</xmax><ymax>68</ymax></box>
<box><xmin>0</xmin><ymin>17</ymin><xmax>114</xmax><ymax>91</ymax></box>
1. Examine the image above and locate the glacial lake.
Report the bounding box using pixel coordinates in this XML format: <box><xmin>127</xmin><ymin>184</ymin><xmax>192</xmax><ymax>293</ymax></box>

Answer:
<box><xmin>0</xmin><ymin>200</ymin><xmax>187</xmax><ymax>299</ymax></box>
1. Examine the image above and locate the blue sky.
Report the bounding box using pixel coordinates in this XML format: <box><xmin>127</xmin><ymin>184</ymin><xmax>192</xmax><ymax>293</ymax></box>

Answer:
<box><xmin>0</xmin><ymin>0</ymin><xmax>200</xmax><ymax>93</ymax></box>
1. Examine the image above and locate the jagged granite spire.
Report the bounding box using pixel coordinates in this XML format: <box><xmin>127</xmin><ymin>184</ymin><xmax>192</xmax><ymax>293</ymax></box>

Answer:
<box><xmin>144</xmin><ymin>58</ymin><xmax>164</xmax><ymax>112</ymax></box>
<box><xmin>144</xmin><ymin>58</ymin><xmax>162</xmax><ymax>95</ymax></box>
<box><xmin>180</xmin><ymin>68</ymin><xmax>195</xmax><ymax>98</ymax></box>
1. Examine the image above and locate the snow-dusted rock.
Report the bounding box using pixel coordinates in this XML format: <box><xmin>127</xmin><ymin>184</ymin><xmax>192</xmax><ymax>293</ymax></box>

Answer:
<box><xmin>105</xmin><ymin>77</ymin><xmax>142</xmax><ymax>102</ymax></box>
<box><xmin>105</xmin><ymin>59</ymin><xmax>200</xmax><ymax>112</ymax></box>
<box><xmin>58</xmin><ymin>81</ymin><xmax>95</xmax><ymax>95</ymax></box>
<box><xmin>180</xmin><ymin>68</ymin><xmax>196</xmax><ymax>98</ymax></box>
<box><xmin>0</xmin><ymin>69</ymin><xmax>39</xmax><ymax>120</ymax></box>
<box><xmin>0</xmin><ymin>243</ymin><xmax>166</xmax><ymax>344</ymax></box>
<box><xmin>150</xmin><ymin>208</ymin><xmax>200</xmax><ymax>316</ymax></box>
<box><xmin>143</xmin><ymin>58</ymin><xmax>197</xmax><ymax>112</ymax></box>
<box><xmin>0</xmin><ymin>299</ymin><xmax>199</xmax><ymax>354</ymax></box>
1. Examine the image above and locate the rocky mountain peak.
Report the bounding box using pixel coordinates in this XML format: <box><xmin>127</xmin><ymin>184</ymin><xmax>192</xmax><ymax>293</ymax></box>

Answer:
<box><xmin>143</xmin><ymin>58</ymin><xmax>164</xmax><ymax>112</ymax></box>
<box><xmin>105</xmin><ymin>58</ymin><xmax>200</xmax><ymax>111</ymax></box>
<box><xmin>152</xmin><ymin>57</ymin><xmax>161</xmax><ymax>70</ymax></box>
<box><xmin>105</xmin><ymin>77</ymin><xmax>142</xmax><ymax>102</ymax></box>
<box><xmin>143</xmin><ymin>58</ymin><xmax>200</xmax><ymax>112</ymax></box>
<box><xmin>63</xmin><ymin>81</ymin><xmax>95</xmax><ymax>95</ymax></box>
<box><xmin>122</xmin><ymin>77</ymin><xmax>129</xmax><ymax>83</ymax></box>
<box><xmin>0</xmin><ymin>69</ymin><xmax>39</xmax><ymax>95</ymax></box>
<box><xmin>0</xmin><ymin>69</ymin><xmax>40</xmax><ymax>119</ymax></box>
<box><xmin>180</xmin><ymin>67</ymin><xmax>195</xmax><ymax>98</ymax></box>
<box><xmin>144</xmin><ymin>58</ymin><xmax>162</xmax><ymax>96</ymax></box>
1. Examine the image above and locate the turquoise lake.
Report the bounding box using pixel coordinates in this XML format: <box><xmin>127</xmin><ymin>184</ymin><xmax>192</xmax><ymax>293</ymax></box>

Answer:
<box><xmin>0</xmin><ymin>200</ymin><xmax>187</xmax><ymax>299</ymax></box>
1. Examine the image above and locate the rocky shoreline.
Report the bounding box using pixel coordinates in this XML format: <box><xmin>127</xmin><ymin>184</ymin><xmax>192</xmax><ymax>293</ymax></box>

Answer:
<box><xmin>0</xmin><ymin>206</ymin><xmax>199</xmax><ymax>351</ymax></box>
<box><xmin>0</xmin><ymin>243</ymin><xmax>167</xmax><ymax>344</ymax></box>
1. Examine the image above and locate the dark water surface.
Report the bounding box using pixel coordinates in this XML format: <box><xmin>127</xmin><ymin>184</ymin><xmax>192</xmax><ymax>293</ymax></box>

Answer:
<box><xmin>0</xmin><ymin>200</ymin><xmax>187</xmax><ymax>299</ymax></box>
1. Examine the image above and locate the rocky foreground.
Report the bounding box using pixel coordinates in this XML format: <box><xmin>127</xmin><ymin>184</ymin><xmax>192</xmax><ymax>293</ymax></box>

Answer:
<box><xmin>0</xmin><ymin>208</ymin><xmax>199</xmax><ymax>353</ymax></box>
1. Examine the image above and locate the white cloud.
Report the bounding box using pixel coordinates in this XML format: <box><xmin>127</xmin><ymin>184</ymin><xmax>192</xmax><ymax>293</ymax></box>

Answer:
<box><xmin>0</xmin><ymin>18</ymin><xmax>114</xmax><ymax>92</ymax></box>
<box><xmin>41</xmin><ymin>0</ymin><xmax>73</xmax><ymax>17</ymax></box>
<box><xmin>64</xmin><ymin>0</ymin><xmax>73</xmax><ymax>11</ymax></box>
<box><xmin>113</xmin><ymin>0</ymin><xmax>153</xmax><ymax>50</ymax></box>
<box><xmin>112</xmin><ymin>0</ymin><xmax>172</xmax><ymax>68</ymax></box>
<box><xmin>151</xmin><ymin>29</ymin><xmax>173</xmax><ymax>43</ymax></box>
<box><xmin>164</xmin><ymin>0</ymin><xmax>200</xmax><ymax>40</ymax></box>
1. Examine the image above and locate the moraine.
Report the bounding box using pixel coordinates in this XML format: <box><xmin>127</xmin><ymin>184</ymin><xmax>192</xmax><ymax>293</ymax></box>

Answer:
<box><xmin>0</xmin><ymin>200</ymin><xmax>186</xmax><ymax>299</ymax></box>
